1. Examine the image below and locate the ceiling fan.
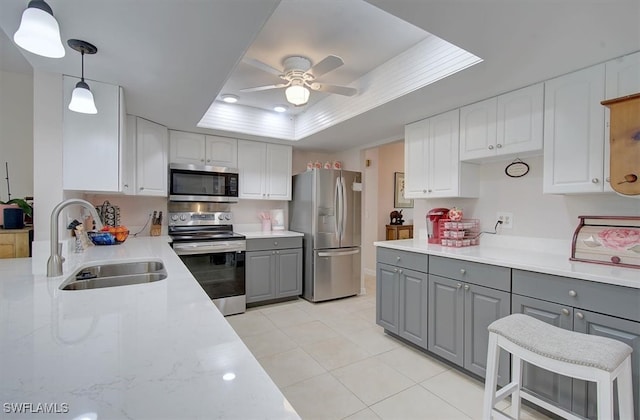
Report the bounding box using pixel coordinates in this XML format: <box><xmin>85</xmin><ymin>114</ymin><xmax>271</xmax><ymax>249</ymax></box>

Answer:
<box><xmin>239</xmin><ymin>55</ymin><xmax>358</xmax><ymax>106</ymax></box>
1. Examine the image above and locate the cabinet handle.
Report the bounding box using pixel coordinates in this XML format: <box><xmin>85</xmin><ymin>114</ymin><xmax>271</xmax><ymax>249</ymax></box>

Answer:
<box><xmin>464</xmin><ymin>284</ymin><xmax>470</xmax><ymax>291</ymax></box>
<box><xmin>276</xmin><ymin>251</ymin><xmax>279</xmax><ymax>254</ymax></box>
<box><xmin>274</xmin><ymin>241</ymin><xmax>278</xmax><ymax>246</ymax></box>
<box><xmin>422</xmin><ymin>189</ymin><xmax>427</xmax><ymax>193</ymax></box>
<box><xmin>399</xmin><ymin>269</ymin><xmax>403</xmax><ymax>274</ymax></box>
<box><xmin>591</xmin><ymin>178</ymin><xmax>599</xmax><ymax>184</ymax></box>
<box><xmin>200</xmin><ymin>159</ymin><xmax>205</xmax><ymax>162</ymax></box>
<box><xmin>605</xmin><ymin>176</ymin><xmax>610</xmax><ymax>182</ymax></box>
<box><xmin>456</xmin><ymin>283</ymin><xmax>462</xmax><ymax>289</ymax></box>
<box><xmin>496</xmin><ymin>143</ymin><xmax>502</xmax><ymax>149</ymax></box>
<box><xmin>488</xmin><ymin>145</ymin><xmax>494</xmax><ymax>150</ymax></box>
<box><xmin>124</xmin><ymin>184</ymin><xmax>128</xmax><ymax>188</ymax></box>
<box><xmin>561</xmin><ymin>308</ymin><xmax>570</xmax><ymax>316</ymax></box>
<box><xmin>139</xmin><ymin>187</ymin><xmax>144</xmax><ymax>190</ymax></box>
<box><xmin>460</xmin><ymin>268</ymin><xmax>466</xmax><ymax>275</ymax></box>
<box><xmin>576</xmin><ymin>312</ymin><xmax>584</xmax><ymax>320</ymax></box>
<box><xmin>394</xmin><ymin>268</ymin><xmax>398</xmax><ymax>272</ymax></box>
<box><xmin>428</xmin><ymin>189</ymin><xmax>432</xmax><ymax>193</ymax></box>
<box><xmin>396</xmin><ymin>256</ymin><xmax>401</xmax><ymax>261</ymax></box>
<box><xmin>272</xmin><ymin>251</ymin><xmax>276</xmax><ymax>255</ymax></box>
<box><xmin>568</xmin><ymin>290</ymin><xmax>577</xmax><ymax>297</ymax></box>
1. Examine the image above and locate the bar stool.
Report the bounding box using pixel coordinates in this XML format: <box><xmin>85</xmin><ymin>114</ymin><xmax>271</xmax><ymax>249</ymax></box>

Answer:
<box><xmin>483</xmin><ymin>313</ymin><xmax>634</xmax><ymax>420</ymax></box>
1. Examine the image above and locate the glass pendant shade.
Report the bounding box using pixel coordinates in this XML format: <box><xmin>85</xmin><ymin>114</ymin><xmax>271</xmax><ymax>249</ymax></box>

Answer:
<box><xmin>13</xmin><ymin>1</ymin><xmax>65</xmax><ymax>58</ymax></box>
<box><xmin>285</xmin><ymin>85</ymin><xmax>310</xmax><ymax>106</ymax></box>
<box><xmin>68</xmin><ymin>81</ymin><xmax>97</xmax><ymax>114</ymax></box>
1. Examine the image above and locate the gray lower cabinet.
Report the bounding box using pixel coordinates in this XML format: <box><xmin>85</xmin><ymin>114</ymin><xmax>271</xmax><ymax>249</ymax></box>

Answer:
<box><xmin>513</xmin><ymin>269</ymin><xmax>640</xmax><ymax>420</ymax></box>
<box><xmin>428</xmin><ymin>273</ymin><xmax>511</xmax><ymax>386</ymax></box>
<box><xmin>376</xmin><ymin>262</ymin><xmax>428</xmax><ymax>347</ymax></box>
<box><xmin>246</xmin><ymin>237</ymin><xmax>302</xmax><ymax>304</ymax></box>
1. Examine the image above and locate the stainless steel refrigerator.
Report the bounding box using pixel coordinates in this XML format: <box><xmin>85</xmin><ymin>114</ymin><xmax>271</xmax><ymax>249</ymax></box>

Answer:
<box><xmin>290</xmin><ymin>169</ymin><xmax>362</xmax><ymax>302</ymax></box>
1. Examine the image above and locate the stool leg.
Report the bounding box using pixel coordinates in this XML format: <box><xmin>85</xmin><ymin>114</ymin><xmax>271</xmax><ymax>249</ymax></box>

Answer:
<box><xmin>511</xmin><ymin>354</ymin><xmax>522</xmax><ymax>419</ymax></box>
<box><xmin>617</xmin><ymin>357</ymin><xmax>634</xmax><ymax>420</ymax></box>
<box><xmin>483</xmin><ymin>332</ymin><xmax>500</xmax><ymax>420</ymax></box>
<box><xmin>596</xmin><ymin>372</ymin><xmax>614</xmax><ymax>420</ymax></box>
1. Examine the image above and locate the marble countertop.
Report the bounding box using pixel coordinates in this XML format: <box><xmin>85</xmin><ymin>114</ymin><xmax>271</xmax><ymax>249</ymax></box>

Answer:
<box><xmin>374</xmin><ymin>236</ymin><xmax>640</xmax><ymax>289</ymax></box>
<box><xmin>0</xmin><ymin>237</ymin><xmax>298</xmax><ymax>419</ymax></box>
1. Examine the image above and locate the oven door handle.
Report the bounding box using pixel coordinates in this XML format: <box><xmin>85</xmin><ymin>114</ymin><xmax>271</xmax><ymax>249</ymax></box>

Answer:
<box><xmin>173</xmin><ymin>243</ymin><xmax>246</xmax><ymax>255</ymax></box>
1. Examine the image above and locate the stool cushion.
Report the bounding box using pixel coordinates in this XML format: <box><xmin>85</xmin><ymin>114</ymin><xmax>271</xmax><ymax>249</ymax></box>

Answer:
<box><xmin>488</xmin><ymin>314</ymin><xmax>632</xmax><ymax>372</ymax></box>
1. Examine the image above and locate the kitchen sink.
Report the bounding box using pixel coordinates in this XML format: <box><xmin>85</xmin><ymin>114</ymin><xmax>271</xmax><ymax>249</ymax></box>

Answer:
<box><xmin>60</xmin><ymin>260</ymin><xmax>167</xmax><ymax>291</ymax></box>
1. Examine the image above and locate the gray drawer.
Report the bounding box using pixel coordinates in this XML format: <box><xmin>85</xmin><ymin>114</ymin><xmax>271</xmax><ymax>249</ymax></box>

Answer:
<box><xmin>429</xmin><ymin>255</ymin><xmax>511</xmax><ymax>292</ymax></box>
<box><xmin>247</xmin><ymin>236</ymin><xmax>302</xmax><ymax>251</ymax></box>
<box><xmin>512</xmin><ymin>269</ymin><xmax>640</xmax><ymax>321</ymax></box>
<box><xmin>377</xmin><ymin>247</ymin><xmax>428</xmax><ymax>273</ymax></box>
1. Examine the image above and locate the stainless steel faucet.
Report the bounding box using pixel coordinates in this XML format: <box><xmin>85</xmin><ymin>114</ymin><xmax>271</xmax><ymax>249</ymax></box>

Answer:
<box><xmin>47</xmin><ymin>198</ymin><xmax>104</xmax><ymax>277</ymax></box>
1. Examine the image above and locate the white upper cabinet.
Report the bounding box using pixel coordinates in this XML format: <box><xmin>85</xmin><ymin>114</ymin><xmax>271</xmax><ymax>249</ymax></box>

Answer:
<box><xmin>605</xmin><ymin>51</ymin><xmax>640</xmax><ymax>99</ymax></box>
<box><xmin>133</xmin><ymin>117</ymin><xmax>168</xmax><ymax>196</ymax></box>
<box><xmin>459</xmin><ymin>97</ymin><xmax>497</xmax><ymax>161</ymax></box>
<box><xmin>460</xmin><ymin>83</ymin><xmax>543</xmax><ymax>162</ymax></box>
<box><xmin>169</xmin><ymin>131</ymin><xmax>237</xmax><ymax>168</ymax></box>
<box><xmin>543</xmin><ymin>64</ymin><xmax>606</xmax><ymax>194</ymax></box>
<box><xmin>63</xmin><ymin>76</ymin><xmax>126</xmax><ymax>193</ymax></box>
<box><xmin>404</xmin><ymin>110</ymin><xmax>478</xmax><ymax>199</ymax></box>
<box><xmin>237</xmin><ymin>140</ymin><xmax>292</xmax><ymax>200</ymax></box>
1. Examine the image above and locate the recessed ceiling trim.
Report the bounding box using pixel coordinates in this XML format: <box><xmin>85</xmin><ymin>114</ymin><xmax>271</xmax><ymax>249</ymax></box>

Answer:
<box><xmin>198</xmin><ymin>32</ymin><xmax>481</xmax><ymax>142</ymax></box>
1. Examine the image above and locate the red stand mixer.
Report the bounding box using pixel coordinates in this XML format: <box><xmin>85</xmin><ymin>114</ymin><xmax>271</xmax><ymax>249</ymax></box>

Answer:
<box><xmin>427</xmin><ymin>208</ymin><xmax>449</xmax><ymax>244</ymax></box>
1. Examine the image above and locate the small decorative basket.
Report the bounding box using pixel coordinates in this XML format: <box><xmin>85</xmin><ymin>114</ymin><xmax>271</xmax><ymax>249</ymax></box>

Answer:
<box><xmin>87</xmin><ymin>230</ymin><xmax>129</xmax><ymax>245</ymax></box>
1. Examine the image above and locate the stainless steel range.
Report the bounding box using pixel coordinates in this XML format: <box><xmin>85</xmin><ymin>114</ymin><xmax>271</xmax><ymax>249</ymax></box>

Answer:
<box><xmin>168</xmin><ymin>211</ymin><xmax>246</xmax><ymax>316</ymax></box>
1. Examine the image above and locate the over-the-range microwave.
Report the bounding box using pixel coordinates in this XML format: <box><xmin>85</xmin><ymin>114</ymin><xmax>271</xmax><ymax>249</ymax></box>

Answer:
<box><xmin>169</xmin><ymin>163</ymin><xmax>239</xmax><ymax>203</ymax></box>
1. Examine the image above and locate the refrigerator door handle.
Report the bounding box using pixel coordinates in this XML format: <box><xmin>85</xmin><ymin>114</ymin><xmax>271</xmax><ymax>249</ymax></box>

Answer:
<box><xmin>334</xmin><ymin>176</ymin><xmax>341</xmax><ymax>238</ymax></box>
<box><xmin>317</xmin><ymin>248</ymin><xmax>360</xmax><ymax>257</ymax></box>
<box><xmin>340</xmin><ymin>175</ymin><xmax>347</xmax><ymax>242</ymax></box>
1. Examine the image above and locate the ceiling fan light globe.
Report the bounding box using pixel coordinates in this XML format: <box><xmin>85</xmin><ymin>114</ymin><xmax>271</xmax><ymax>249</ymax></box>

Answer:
<box><xmin>285</xmin><ymin>85</ymin><xmax>310</xmax><ymax>106</ymax></box>
<box><xmin>13</xmin><ymin>2</ymin><xmax>65</xmax><ymax>58</ymax></box>
<box><xmin>69</xmin><ymin>82</ymin><xmax>97</xmax><ymax>114</ymax></box>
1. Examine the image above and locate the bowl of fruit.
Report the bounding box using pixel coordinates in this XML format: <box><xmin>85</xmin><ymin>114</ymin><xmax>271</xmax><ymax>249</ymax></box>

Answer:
<box><xmin>88</xmin><ymin>225</ymin><xmax>129</xmax><ymax>245</ymax></box>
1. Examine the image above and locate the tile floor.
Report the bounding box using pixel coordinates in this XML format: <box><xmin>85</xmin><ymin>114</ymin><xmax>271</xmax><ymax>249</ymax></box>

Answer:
<box><xmin>227</xmin><ymin>276</ymin><xmax>552</xmax><ymax>420</ymax></box>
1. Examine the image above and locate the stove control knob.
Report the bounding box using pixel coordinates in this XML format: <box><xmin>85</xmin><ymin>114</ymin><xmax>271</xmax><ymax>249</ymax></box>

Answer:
<box><xmin>179</xmin><ymin>214</ymin><xmax>188</xmax><ymax>221</ymax></box>
<box><xmin>218</xmin><ymin>214</ymin><xmax>224</xmax><ymax>220</ymax></box>
<box><xmin>224</xmin><ymin>214</ymin><xmax>231</xmax><ymax>220</ymax></box>
<box><xmin>171</xmin><ymin>215</ymin><xmax>179</xmax><ymax>221</ymax></box>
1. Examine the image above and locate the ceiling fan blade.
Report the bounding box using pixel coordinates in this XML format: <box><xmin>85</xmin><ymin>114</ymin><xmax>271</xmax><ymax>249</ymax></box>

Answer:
<box><xmin>239</xmin><ymin>83</ymin><xmax>288</xmax><ymax>93</ymax></box>
<box><xmin>242</xmin><ymin>57</ymin><xmax>283</xmax><ymax>77</ymax></box>
<box><xmin>309</xmin><ymin>55</ymin><xmax>344</xmax><ymax>78</ymax></box>
<box><xmin>311</xmin><ymin>83</ymin><xmax>357</xmax><ymax>96</ymax></box>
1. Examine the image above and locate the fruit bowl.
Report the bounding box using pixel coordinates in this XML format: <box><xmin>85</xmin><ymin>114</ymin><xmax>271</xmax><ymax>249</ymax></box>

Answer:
<box><xmin>88</xmin><ymin>228</ymin><xmax>129</xmax><ymax>245</ymax></box>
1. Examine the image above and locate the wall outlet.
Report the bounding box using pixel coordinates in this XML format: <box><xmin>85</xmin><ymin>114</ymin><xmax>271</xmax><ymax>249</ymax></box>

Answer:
<box><xmin>497</xmin><ymin>212</ymin><xmax>513</xmax><ymax>229</ymax></box>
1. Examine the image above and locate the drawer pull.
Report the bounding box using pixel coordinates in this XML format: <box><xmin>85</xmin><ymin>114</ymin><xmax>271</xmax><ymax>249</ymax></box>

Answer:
<box><xmin>456</xmin><ymin>283</ymin><xmax>462</xmax><ymax>289</ymax></box>
<box><xmin>568</xmin><ymin>290</ymin><xmax>577</xmax><ymax>297</ymax></box>
<box><xmin>561</xmin><ymin>308</ymin><xmax>570</xmax><ymax>316</ymax></box>
<box><xmin>399</xmin><ymin>269</ymin><xmax>403</xmax><ymax>274</ymax></box>
<box><xmin>394</xmin><ymin>268</ymin><xmax>398</xmax><ymax>272</ymax></box>
<box><xmin>464</xmin><ymin>284</ymin><xmax>470</xmax><ymax>291</ymax></box>
<box><xmin>576</xmin><ymin>312</ymin><xmax>584</xmax><ymax>320</ymax></box>
<box><xmin>460</xmin><ymin>268</ymin><xmax>466</xmax><ymax>275</ymax></box>
<box><xmin>396</xmin><ymin>256</ymin><xmax>401</xmax><ymax>261</ymax></box>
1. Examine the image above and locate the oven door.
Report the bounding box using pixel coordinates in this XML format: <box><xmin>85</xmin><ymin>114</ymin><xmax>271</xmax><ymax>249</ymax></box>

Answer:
<box><xmin>169</xmin><ymin>163</ymin><xmax>239</xmax><ymax>203</ymax></box>
<box><xmin>173</xmin><ymin>242</ymin><xmax>245</xmax><ymax>316</ymax></box>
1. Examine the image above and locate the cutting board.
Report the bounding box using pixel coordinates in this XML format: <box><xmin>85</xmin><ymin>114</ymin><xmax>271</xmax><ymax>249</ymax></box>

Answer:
<box><xmin>602</xmin><ymin>92</ymin><xmax>640</xmax><ymax>195</ymax></box>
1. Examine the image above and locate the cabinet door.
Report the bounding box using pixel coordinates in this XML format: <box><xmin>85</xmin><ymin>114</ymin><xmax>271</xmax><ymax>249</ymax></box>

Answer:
<box><xmin>572</xmin><ymin>310</ymin><xmax>640</xmax><ymax>420</ymax></box>
<box><xmin>463</xmin><ymin>283</ymin><xmax>510</xmax><ymax>385</ymax></box>
<box><xmin>428</xmin><ymin>109</ymin><xmax>460</xmax><ymax>197</ymax></box>
<box><xmin>136</xmin><ymin>118</ymin><xmax>168</xmax><ymax>196</ymax></box>
<box><xmin>63</xmin><ymin>77</ymin><xmax>122</xmax><ymax>192</ymax></box>
<box><xmin>205</xmin><ymin>136</ymin><xmax>237</xmax><ymax>168</ymax></box>
<box><xmin>265</xmin><ymin>144</ymin><xmax>292</xmax><ymax>200</ymax></box>
<box><xmin>428</xmin><ymin>274</ymin><xmax>464</xmax><ymax>366</ymax></box>
<box><xmin>169</xmin><ymin>131</ymin><xmax>205</xmax><ymax>165</ymax></box>
<box><xmin>276</xmin><ymin>248</ymin><xmax>302</xmax><ymax>298</ymax></box>
<box><xmin>399</xmin><ymin>268</ymin><xmax>428</xmax><ymax>348</ymax></box>
<box><xmin>404</xmin><ymin>119</ymin><xmax>429</xmax><ymax>198</ymax></box>
<box><xmin>460</xmin><ymin>97</ymin><xmax>497</xmax><ymax>161</ymax></box>
<box><xmin>237</xmin><ymin>140</ymin><xmax>266</xmax><ymax>199</ymax></box>
<box><xmin>246</xmin><ymin>250</ymin><xmax>275</xmax><ymax>303</ymax></box>
<box><xmin>543</xmin><ymin>64</ymin><xmax>605</xmax><ymax>193</ymax></box>
<box><xmin>376</xmin><ymin>263</ymin><xmax>399</xmax><ymax>333</ymax></box>
<box><xmin>496</xmin><ymin>83</ymin><xmax>543</xmax><ymax>156</ymax></box>
<box><xmin>512</xmin><ymin>295</ymin><xmax>574</xmax><ymax>412</ymax></box>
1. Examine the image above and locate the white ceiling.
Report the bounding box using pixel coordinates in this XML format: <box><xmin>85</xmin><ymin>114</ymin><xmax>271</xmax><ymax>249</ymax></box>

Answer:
<box><xmin>1</xmin><ymin>0</ymin><xmax>639</xmax><ymax>152</ymax></box>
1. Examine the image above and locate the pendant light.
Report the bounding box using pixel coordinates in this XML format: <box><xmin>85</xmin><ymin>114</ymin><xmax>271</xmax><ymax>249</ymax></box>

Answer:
<box><xmin>13</xmin><ymin>0</ymin><xmax>65</xmax><ymax>58</ymax></box>
<box><xmin>67</xmin><ymin>39</ymin><xmax>98</xmax><ymax>114</ymax></box>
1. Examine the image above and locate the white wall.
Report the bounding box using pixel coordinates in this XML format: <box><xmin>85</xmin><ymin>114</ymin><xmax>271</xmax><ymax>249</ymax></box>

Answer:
<box><xmin>412</xmin><ymin>155</ymin><xmax>640</xmax><ymax>240</ymax></box>
<box><xmin>0</xmin><ymin>69</ymin><xmax>33</xmax><ymax>200</ymax></box>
